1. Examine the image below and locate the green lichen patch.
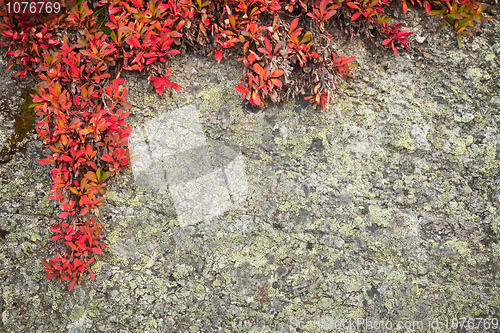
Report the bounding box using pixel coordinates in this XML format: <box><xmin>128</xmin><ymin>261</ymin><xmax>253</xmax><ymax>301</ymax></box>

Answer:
<box><xmin>69</xmin><ymin>305</ymin><xmax>85</xmax><ymax>322</ymax></box>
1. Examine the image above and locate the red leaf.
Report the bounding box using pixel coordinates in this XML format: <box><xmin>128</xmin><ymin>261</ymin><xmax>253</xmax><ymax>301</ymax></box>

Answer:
<box><xmin>257</xmin><ymin>47</ymin><xmax>268</xmax><ymax>55</ymax></box>
<box><xmin>92</xmin><ymin>247</ymin><xmax>103</xmax><ymax>255</ymax></box>
<box><xmin>351</xmin><ymin>12</ymin><xmax>361</xmax><ymax>21</ymax></box>
<box><xmin>425</xmin><ymin>2</ymin><xmax>431</xmax><ymax>14</ymax></box>
<box><xmin>271</xmin><ymin>79</ymin><xmax>282</xmax><ymax>87</ymax></box>
<box><xmin>59</xmin><ymin>212</ymin><xmax>70</xmax><ymax>218</ymax></box>
<box><xmin>73</xmin><ymin>258</ymin><xmax>81</xmax><ymax>268</ymax></box>
<box><xmin>80</xmin><ymin>207</ymin><xmax>89</xmax><ymax>216</ymax></box>
<box><xmin>170</xmin><ymin>82</ymin><xmax>182</xmax><ymax>91</ymax></box>
<box><xmin>127</xmin><ymin>35</ymin><xmax>142</xmax><ymax>48</ymax></box>
<box><xmin>101</xmin><ymin>154</ymin><xmax>114</xmax><ymax>162</ymax></box>
<box><xmin>65</xmin><ymin>241</ymin><xmax>79</xmax><ymax>252</ymax></box>
<box><xmin>270</xmin><ymin>69</ymin><xmax>285</xmax><ymax>78</ymax></box>
<box><xmin>215</xmin><ymin>49</ymin><xmax>223</xmax><ymax>62</ymax></box>
<box><xmin>320</xmin><ymin>0</ymin><xmax>327</xmax><ymax>13</ymax></box>
<box><xmin>68</xmin><ymin>279</ymin><xmax>77</xmax><ymax>291</ymax></box>
<box><xmin>252</xmin><ymin>63</ymin><xmax>265</xmax><ymax>77</ymax></box>
<box><xmin>250</xmin><ymin>91</ymin><xmax>262</xmax><ymax>106</ymax></box>
<box><xmin>247</xmin><ymin>52</ymin><xmax>256</xmax><ymax>64</ymax></box>
<box><xmin>235</xmin><ymin>84</ymin><xmax>248</xmax><ymax>94</ymax></box>
<box><xmin>155</xmin><ymin>84</ymin><xmax>165</xmax><ymax>96</ymax></box>
<box><xmin>38</xmin><ymin>158</ymin><xmax>54</xmax><ymax>165</ymax></box>
<box><xmin>324</xmin><ymin>9</ymin><xmax>337</xmax><ymax>21</ymax></box>
<box><xmin>382</xmin><ymin>39</ymin><xmax>391</xmax><ymax>45</ymax></box>
<box><xmin>289</xmin><ymin>18</ymin><xmax>299</xmax><ymax>34</ymax></box>
<box><xmin>165</xmin><ymin>49</ymin><xmax>180</xmax><ymax>55</ymax></box>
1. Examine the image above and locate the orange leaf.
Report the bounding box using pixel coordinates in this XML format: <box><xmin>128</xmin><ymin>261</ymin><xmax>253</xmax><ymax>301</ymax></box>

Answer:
<box><xmin>271</xmin><ymin>79</ymin><xmax>282</xmax><ymax>87</ymax></box>
<box><xmin>170</xmin><ymin>82</ymin><xmax>182</xmax><ymax>91</ymax></box>
<box><xmin>270</xmin><ymin>69</ymin><xmax>285</xmax><ymax>78</ymax></box>
<box><xmin>247</xmin><ymin>52</ymin><xmax>256</xmax><ymax>64</ymax></box>
<box><xmin>38</xmin><ymin>158</ymin><xmax>54</xmax><ymax>165</ymax></box>
<box><xmin>289</xmin><ymin>18</ymin><xmax>299</xmax><ymax>34</ymax></box>
<box><xmin>251</xmin><ymin>91</ymin><xmax>262</xmax><ymax>106</ymax></box>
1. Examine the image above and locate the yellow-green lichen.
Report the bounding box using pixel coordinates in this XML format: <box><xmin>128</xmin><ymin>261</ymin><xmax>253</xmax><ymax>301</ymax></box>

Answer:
<box><xmin>479</xmin><ymin>142</ymin><xmax>500</xmax><ymax>177</ymax></box>
<box><xmin>451</xmin><ymin>135</ymin><xmax>473</xmax><ymax>155</ymax></box>
<box><xmin>368</xmin><ymin>205</ymin><xmax>392</xmax><ymax>228</ymax></box>
<box><xmin>69</xmin><ymin>305</ymin><xmax>85</xmax><ymax>322</ymax></box>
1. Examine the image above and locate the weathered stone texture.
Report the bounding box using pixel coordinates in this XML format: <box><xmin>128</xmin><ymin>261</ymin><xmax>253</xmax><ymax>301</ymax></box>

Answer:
<box><xmin>0</xmin><ymin>9</ymin><xmax>499</xmax><ymax>333</ymax></box>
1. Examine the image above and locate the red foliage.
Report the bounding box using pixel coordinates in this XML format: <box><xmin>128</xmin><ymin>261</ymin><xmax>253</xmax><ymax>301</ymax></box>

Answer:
<box><xmin>380</xmin><ymin>22</ymin><xmax>413</xmax><ymax>54</ymax></box>
<box><xmin>150</xmin><ymin>67</ymin><xmax>182</xmax><ymax>95</ymax></box>
<box><xmin>346</xmin><ymin>0</ymin><xmax>389</xmax><ymax>22</ymax></box>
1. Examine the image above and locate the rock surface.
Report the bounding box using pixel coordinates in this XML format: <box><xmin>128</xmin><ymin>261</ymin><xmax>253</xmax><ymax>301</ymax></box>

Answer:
<box><xmin>0</xmin><ymin>8</ymin><xmax>499</xmax><ymax>333</ymax></box>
